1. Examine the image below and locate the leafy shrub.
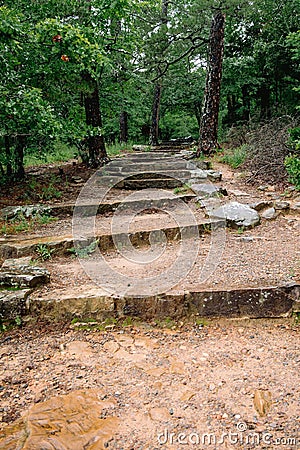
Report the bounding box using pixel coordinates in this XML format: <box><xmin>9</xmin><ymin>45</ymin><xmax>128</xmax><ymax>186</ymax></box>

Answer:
<box><xmin>36</xmin><ymin>244</ymin><xmax>55</xmax><ymax>260</ymax></box>
<box><xmin>285</xmin><ymin>155</ymin><xmax>300</xmax><ymax>190</ymax></box>
<box><xmin>288</xmin><ymin>127</ymin><xmax>300</xmax><ymax>152</ymax></box>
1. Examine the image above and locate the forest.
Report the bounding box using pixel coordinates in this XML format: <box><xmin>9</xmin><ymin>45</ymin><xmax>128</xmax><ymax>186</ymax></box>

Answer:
<box><xmin>0</xmin><ymin>0</ymin><xmax>299</xmax><ymax>184</ymax></box>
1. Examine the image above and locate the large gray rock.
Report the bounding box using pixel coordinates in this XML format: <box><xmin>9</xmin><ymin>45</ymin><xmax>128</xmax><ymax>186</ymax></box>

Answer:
<box><xmin>0</xmin><ymin>257</ymin><xmax>50</xmax><ymax>288</ymax></box>
<box><xmin>210</xmin><ymin>201</ymin><xmax>260</xmax><ymax>228</ymax></box>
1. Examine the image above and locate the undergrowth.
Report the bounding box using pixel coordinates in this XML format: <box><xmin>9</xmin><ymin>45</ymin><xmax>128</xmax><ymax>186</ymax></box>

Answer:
<box><xmin>0</xmin><ymin>212</ymin><xmax>56</xmax><ymax>235</ymax></box>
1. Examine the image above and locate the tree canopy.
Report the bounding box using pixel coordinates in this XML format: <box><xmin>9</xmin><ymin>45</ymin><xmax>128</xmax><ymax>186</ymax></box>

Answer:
<box><xmin>0</xmin><ymin>0</ymin><xmax>299</xmax><ymax>178</ymax></box>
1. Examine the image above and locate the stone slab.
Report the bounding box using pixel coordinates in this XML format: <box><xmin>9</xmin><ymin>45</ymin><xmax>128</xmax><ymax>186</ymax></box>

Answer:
<box><xmin>14</xmin><ymin>283</ymin><xmax>300</xmax><ymax>322</ymax></box>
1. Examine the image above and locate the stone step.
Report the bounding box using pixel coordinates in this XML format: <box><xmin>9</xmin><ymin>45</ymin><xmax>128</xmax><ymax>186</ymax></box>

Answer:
<box><xmin>0</xmin><ymin>218</ymin><xmax>221</xmax><ymax>259</ymax></box>
<box><xmin>114</xmin><ymin>178</ymin><xmax>183</xmax><ymax>190</ymax></box>
<box><xmin>14</xmin><ymin>193</ymin><xmax>195</xmax><ymax>218</ymax></box>
<box><xmin>3</xmin><ymin>283</ymin><xmax>299</xmax><ymax>322</ymax></box>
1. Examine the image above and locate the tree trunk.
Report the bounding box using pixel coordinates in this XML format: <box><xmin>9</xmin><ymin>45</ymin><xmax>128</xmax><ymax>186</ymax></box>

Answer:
<box><xmin>4</xmin><ymin>135</ymin><xmax>12</xmax><ymax>178</ymax></box>
<box><xmin>15</xmin><ymin>135</ymin><xmax>26</xmax><ymax>180</ymax></box>
<box><xmin>119</xmin><ymin>111</ymin><xmax>128</xmax><ymax>144</ymax></box>
<box><xmin>149</xmin><ymin>0</ymin><xmax>168</xmax><ymax>146</ymax></box>
<box><xmin>194</xmin><ymin>100</ymin><xmax>202</xmax><ymax>128</ymax></box>
<box><xmin>83</xmin><ymin>76</ymin><xmax>108</xmax><ymax>167</ymax></box>
<box><xmin>226</xmin><ymin>94</ymin><xmax>237</xmax><ymax>126</ymax></box>
<box><xmin>150</xmin><ymin>82</ymin><xmax>162</xmax><ymax>146</ymax></box>
<box><xmin>259</xmin><ymin>84</ymin><xmax>271</xmax><ymax>121</ymax></box>
<box><xmin>241</xmin><ymin>85</ymin><xmax>250</xmax><ymax>122</ymax></box>
<box><xmin>197</xmin><ymin>11</ymin><xmax>225</xmax><ymax>156</ymax></box>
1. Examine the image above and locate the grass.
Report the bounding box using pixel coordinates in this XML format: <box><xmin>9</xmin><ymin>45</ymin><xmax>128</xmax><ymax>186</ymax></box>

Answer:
<box><xmin>0</xmin><ymin>212</ymin><xmax>56</xmax><ymax>236</ymax></box>
<box><xmin>220</xmin><ymin>144</ymin><xmax>248</xmax><ymax>169</ymax></box>
<box><xmin>106</xmin><ymin>142</ymin><xmax>133</xmax><ymax>157</ymax></box>
<box><xmin>24</xmin><ymin>142</ymin><xmax>77</xmax><ymax>167</ymax></box>
<box><xmin>173</xmin><ymin>184</ymin><xmax>192</xmax><ymax>195</ymax></box>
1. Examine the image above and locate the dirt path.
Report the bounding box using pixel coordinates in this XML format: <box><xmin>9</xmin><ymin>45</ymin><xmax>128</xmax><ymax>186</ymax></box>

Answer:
<box><xmin>1</xmin><ymin>319</ymin><xmax>300</xmax><ymax>449</ymax></box>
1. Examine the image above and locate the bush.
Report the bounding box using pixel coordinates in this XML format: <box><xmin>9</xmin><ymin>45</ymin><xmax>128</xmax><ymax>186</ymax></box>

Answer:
<box><xmin>285</xmin><ymin>155</ymin><xmax>300</xmax><ymax>190</ymax></box>
<box><xmin>288</xmin><ymin>126</ymin><xmax>300</xmax><ymax>152</ymax></box>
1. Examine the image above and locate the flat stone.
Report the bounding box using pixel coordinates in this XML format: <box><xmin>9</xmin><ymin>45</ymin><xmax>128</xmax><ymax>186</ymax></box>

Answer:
<box><xmin>0</xmin><ymin>389</ymin><xmax>119</xmax><ymax>449</ymax></box>
<box><xmin>254</xmin><ymin>390</ymin><xmax>272</xmax><ymax>417</ymax></box>
<box><xmin>0</xmin><ymin>259</ymin><xmax>50</xmax><ymax>289</ymax></box>
<box><xmin>192</xmin><ymin>184</ymin><xmax>219</xmax><ymax>198</ymax></box>
<box><xmin>249</xmin><ymin>201</ymin><xmax>273</xmax><ymax>211</ymax></box>
<box><xmin>229</xmin><ymin>189</ymin><xmax>250</xmax><ymax>197</ymax></box>
<box><xmin>1</xmin><ymin>256</ymin><xmax>32</xmax><ymax>268</ymax></box>
<box><xmin>210</xmin><ymin>201</ymin><xmax>260</xmax><ymax>228</ymax></box>
<box><xmin>261</xmin><ymin>207</ymin><xmax>278</xmax><ymax>220</ymax></box>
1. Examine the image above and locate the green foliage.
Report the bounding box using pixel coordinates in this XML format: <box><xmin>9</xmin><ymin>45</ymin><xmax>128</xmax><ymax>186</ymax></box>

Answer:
<box><xmin>221</xmin><ymin>144</ymin><xmax>248</xmax><ymax>168</ymax></box>
<box><xmin>68</xmin><ymin>239</ymin><xmax>99</xmax><ymax>258</ymax></box>
<box><xmin>288</xmin><ymin>127</ymin><xmax>300</xmax><ymax>152</ymax></box>
<box><xmin>285</xmin><ymin>155</ymin><xmax>300</xmax><ymax>190</ymax></box>
<box><xmin>106</xmin><ymin>142</ymin><xmax>133</xmax><ymax>157</ymax></box>
<box><xmin>24</xmin><ymin>142</ymin><xmax>76</xmax><ymax>166</ymax></box>
<box><xmin>0</xmin><ymin>210</ymin><xmax>56</xmax><ymax>235</ymax></box>
<box><xmin>36</xmin><ymin>244</ymin><xmax>55</xmax><ymax>260</ymax></box>
<box><xmin>0</xmin><ymin>315</ymin><xmax>22</xmax><ymax>333</ymax></box>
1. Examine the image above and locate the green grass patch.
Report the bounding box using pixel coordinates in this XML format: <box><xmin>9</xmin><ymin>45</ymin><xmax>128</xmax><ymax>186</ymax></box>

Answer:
<box><xmin>220</xmin><ymin>144</ymin><xmax>248</xmax><ymax>169</ymax></box>
<box><xmin>106</xmin><ymin>142</ymin><xmax>133</xmax><ymax>157</ymax></box>
<box><xmin>0</xmin><ymin>212</ymin><xmax>56</xmax><ymax>236</ymax></box>
<box><xmin>25</xmin><ymin>142</ymin><xmax>77</xmax><ymax>167</ymax></box>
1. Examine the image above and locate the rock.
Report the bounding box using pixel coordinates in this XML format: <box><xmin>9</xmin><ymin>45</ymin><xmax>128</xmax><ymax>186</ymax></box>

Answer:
<box><xmin>0</xmin><ymin>389</ymin><xmax>119</xmax><ymax>449</ymax></box>
<box><xmin>274</xmin><ymin>201</ymin><xmax>290</xmax><ymax>211</ymax></box>
<box><xmin>0</xmin><ymin>204</ymin><xmax>51</xmax><ymax>220</ymax></box>
<box><xmin>229</xmin><ymin>189</ymin><xmax>250</xmax><ymax>197</ymax></box>
<box><xmin>132</xmin><ymin>145</ymin><xmax>151</xmax><ymax>152</ymax></box>
<box><xmin>291</xmin><ymin>202</ymin><xmax>300</xmax><ymax>212</ymax></box>
<box><xmin>0</xmin><ymin>258</ymin><xmax>50</xmax><ymax>289</ymax></box>
<box><xmin>193</xmin><ymin>160</ymin><xmax>212</xmax><ymax>170</ymax></box>
<box><xmin>253</xmin><ymin>390</ymin><xmax>272</xmax><ymax>417</ymax></box>
<box><xmin>249</xmin><ymin>201</ymin><xmax>273</xmax><ymax>212</ymax></box>
<box><xmin>192</xmin><ymin>184</ymin><xmax>221</xmax><ymax>199</ymax></box>
<box><xmin>261</xmin><ymin>207</ymin><xmax>278</xmax><ymax>220</ymax></box>
<box><xmin>0</xmin><ymin>289</ymin><xmax>31</xmax><ymax>320</ymax></box>
<box><xmin>1</xmin><ymin>256</ymin><xmax>33</xmax><ymax>268</ymax></box>
<box><xmin>206</xmin><ymin>170</ymin><xmax>222</xmax><ymax>182</ymax></box>
<box><xmin>210</xmin><ymin>202</ymin><xmax>260</xmax><ymax>228</ymax></box>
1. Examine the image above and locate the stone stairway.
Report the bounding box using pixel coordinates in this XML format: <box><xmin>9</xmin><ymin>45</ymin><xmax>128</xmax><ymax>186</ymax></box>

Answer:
<box><xmin>0</xmin><ymin>149</ymin><xmax>300</xmax><ymax>323</ymax></box>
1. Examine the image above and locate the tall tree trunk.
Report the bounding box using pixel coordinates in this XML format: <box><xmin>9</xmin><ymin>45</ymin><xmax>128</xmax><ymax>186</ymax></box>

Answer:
<box><xmin>241</xmin><ymin>85</ymin><xmax>250</xmax><ymax>122</ymax></box>
<box><xmin>226</xmin><ymin>94</ymin><xmax>237</xmax><ymax>126</ymax></box>
<box><xmin>197</xmin><ymin>11</ymin><xmax>225</xmax><ymax>156</ymax></box>
<box><xmin>194</xmin><ymin>100</ymin><xmax>202</xmax><ymax>128</ymax></box>
<box><xmin>149</xmin><ymin>0</ymin><xmax>168</xmax><ymax>146</ymax></box>
<box><xmin>83</xmin><ymin>75</ymin><xmax>108</xmax><ymax>167</ymax></box>
<box><xmin>15</xmin><ymin>135</ymin><xmax>26</xmax><ymax>180</ymax></box>
<box><xmin>4</xmin><ymin>135</ymin><xmax>12</xmax><ymax>178</ymax></box>
<box><xmin>119</xmin><ymin>111</ymin><xmax>128</xmax><ymax>144</ymax></box>
<box><xmin>150</xmin><ymin>82</ymin><xmax>162</xmax><ymax>146</ymax></box>
<box><xmin>259</xmin><ymin>83</ymin><xmax>271</xmax><ymax>121</ymax></box>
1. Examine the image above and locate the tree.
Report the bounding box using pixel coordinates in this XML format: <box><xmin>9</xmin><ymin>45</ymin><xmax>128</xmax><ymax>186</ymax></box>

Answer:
<box><xmin>197</xmin><ymin>10</ymin><xmax>225</xmax><ymax>155</ymax></box>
